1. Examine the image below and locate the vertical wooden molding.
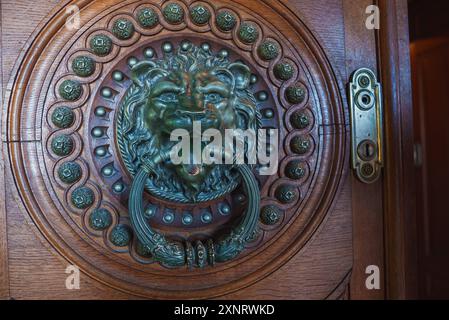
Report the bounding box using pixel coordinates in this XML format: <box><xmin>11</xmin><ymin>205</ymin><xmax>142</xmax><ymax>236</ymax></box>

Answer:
<box><xmin>377</xmin><ymin>0</ymin><xmax>418</xmax><ymax>299</ymax></box>
<box><xmin>344</xmin><ymin>0</ymin><xmax>385</xmax><ymax>300</ymax></box>
<box><xmin>0</xmin><ymin>0</ymin><xmax>11</xmax><ymax>299</ymax></box>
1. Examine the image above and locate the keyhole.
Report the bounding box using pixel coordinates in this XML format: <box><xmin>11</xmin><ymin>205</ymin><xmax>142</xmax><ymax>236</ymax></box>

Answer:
<box><xmin>364</xmin><ymin>143</ymin><xmax>373</xmax><ymax>158</ymax></box>
<box><xmin>357</xmin><ymin>140</ymin><xmax>376</xmax><ymax>161</ymax></box>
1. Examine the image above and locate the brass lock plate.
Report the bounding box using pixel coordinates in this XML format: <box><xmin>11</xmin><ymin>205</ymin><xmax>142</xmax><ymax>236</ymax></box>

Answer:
<box><xmin>349</xmin><ymin>68</ymin><xmax>383</xmax><ymax>183</ymax></box>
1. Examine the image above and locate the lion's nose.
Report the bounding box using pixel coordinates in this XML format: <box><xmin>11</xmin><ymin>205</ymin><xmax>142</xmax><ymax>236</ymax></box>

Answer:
<box><xmin>176</xmin><ymin>110</ymin><xmax>207</xmax><ymax>121</ymax></box>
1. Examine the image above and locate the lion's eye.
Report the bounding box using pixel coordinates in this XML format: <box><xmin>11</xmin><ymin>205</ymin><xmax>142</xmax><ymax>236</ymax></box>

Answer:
<box><xmin>205</xmin><ymin>93</ymin><xmax>224</xmax><ymax>104</ymax></box>
<box><xmin>158</xmin><ymin>92</ymin><xmax>179</xmax><ymax>102</ymax></box>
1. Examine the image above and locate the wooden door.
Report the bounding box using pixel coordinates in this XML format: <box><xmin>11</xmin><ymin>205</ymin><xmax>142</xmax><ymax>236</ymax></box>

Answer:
<box><xmin>0</xmin><ymin>0</ymin><xmax>415</xmax><ymax>299</ymax></box>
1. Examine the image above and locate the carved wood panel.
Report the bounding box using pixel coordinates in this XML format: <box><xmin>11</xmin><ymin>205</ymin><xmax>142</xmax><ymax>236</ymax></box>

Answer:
<box><xmin>2</xmin><ymin>0</ymin><xmax>352</xmax><ymax>299</ymax></box>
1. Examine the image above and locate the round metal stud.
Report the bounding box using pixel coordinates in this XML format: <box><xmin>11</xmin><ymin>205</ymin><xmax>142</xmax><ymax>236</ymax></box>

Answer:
<box><xmin>238</xmin><ymin>22</ymin><xmax>259</xmax><ymax>44</ymax></box>
<box><xmin>112</xmin><ymin>182</ymin><xmax>125</xmax><ymax>193</ymax></box>
<box><xmin>58</xmin><ymin>162</ymin><xmax>81</xmax><ymax>184</ymax></box>
<box><xmin>359</xmin><ymin>75</ymin><xmax>370</xmax><ymax>88</ymax></box>
<box><xmin>201</xmin><ymin>211</ymin><xmax>212</xmax><ymax>224</ymax></box>
<box><xmin>260</xmin><ymin>205</ymin><xmax>282</xmax><ymax>225</ymax></box>
<box><xmin>257</xmin><ymin>91</ymin><xmax>268</xmax><ymax>101</ymax></box>
<box><xmin>274</xmin><ymin>61</ymin><xmax>294</xmax><ymax>81</ymax></box>
<box><xmin>110</xmin><ymin>224</ymin><xmax>131</xmax><ymax>247</ymax></box>
<box><xmin>162</xmin><ymin>42</ymin><xmax>173</xmax><ymax>53</ymax></box>
<box><xmin>182</xmin><ymin>213</ymin><xmax>193</xmax><ymax>225</ymax></box>
<box><xmin>71</xmin><ymin>186</ymin><xmax>95</xmax><ymax>209</ymax></box>
<box><xmin>91</xmin><ymin>127</ymin><xmax>104</xmax><ymax>138</ymax></box>
<box><xmin>144</xmin><ymin>205</ymin><xmax>157</xmax><ymax>218</ymax></box>
<box><xmin>95</xmin><ymin>146</ymin><xmax>108</xmax><ymax>157</ymax></box>
<box><xmin>127</xmin><ymin>57</ymin><xmax>139</xmax><ymax>68</ymax></box>
<box><xmin>72</xmin><ymin>56</ymin><xmax>95</xmax><ymax>77</ymax></box>
<box><xmin>112</xmin><ymin>18</ymin><xmax>135</xmax><ymax>40</ymax></box>
<box><xmin>136</xmin><ymin>7</ymin><xmax>159</xmax><ymax>28</ymax></box>
<box><xmin>94</xmin><ymin>106</ymin><xmax>107</xmax><ymax>117</ymax></box>
<box><xmin>290</xmin><ymin>135</ymin><xmax>311</xmax><ymax>155</ymax></box>
<box><xmin>285</xmin><ymin>85</ymin><xmax>306</xmax><ymax>104</ymax></box>
<box><xmin>218</xmin><ymin>49</ymin><xmax>229</xmax><ymax>59</ymax></box>
<box><xmin>275</xmin><ymin>184</ymin><xmax>298</xmax><ymax>204</ymax></box>
<box><xmin>163</xmin><ymin>3</ymin><xmax>185</xmax><ymax>24</ymax></box>
<box><xmin>218</xmin><ymin>203</ymin><xmax>231</xmax><ymax>216</ymax></box>
<box><xmin>59</xmin><ymin>80</ymin><xmax>82</xmax><ymax>101</ymax></box>
<box><xmin>216</xmin><ymin>10</ymin><xmax>237</xmax><ymax>32</ymax></box>
<box><xmin>51</xmin><ymin>106</ymin><xmax>74</xmax><ymax>128</ymax></box>
<box><xmin>285</xmin><ymin>160</ymin><xmax>306</xmax><ymax>180</ymax></box>
<box><xmin>101</xmin><ymin>165</ymin><xmax>114</xmax><ymax>177</ymax></box>
<box><xmin>181</xmin><ymin>40</ymin><xmax>192</xmax><ymax>51</ymax></box>
<box><xmin>263</xmin><ymin>108</ymin><xmax>274</xmax><ymax>119</ymax></box>
<box><xmin>163</xmin><ymin>211</ymin><xmax>175</xmax><ymax>224</ymax></box>
<box><xmin>190</xmin><ymin>5</ymin><xmax>210</xmax><ymax>25</ymax></box>
<box><xmin>235</xmin><ymin>194</ymin><xmax>246</xmax><ymax>203</ymax></box>
<box><xmin>112</xmin><ymin>70</ymin><xmax>124</xmax><ymax>82</ymax></box>
<box><xmin>51</xmin><ymin>134</ymin><xmax>74</xmax><ymax>157</ymax></box>
<box><xmin>290</xmin><ymin>110</ymin><xmax>310</xmax><ymax>130</ymax></box>
<box><xmin>100</xmin><ymin>87</ymin><xmax>113</xmax><ymax>98</ymax></box>
<box><xmin>258</xmin><ymin>40</ymin><xmax>280</xmax><ymax>61</ymax></box>
<box><xmin>250</xmin><ymin>74</ymin><xmax>258</xmax><ymax>84</ymax></box>
<box><xmin>143</xmin><ymin>47</ymin><xmax>155</xmax><ymax>58</ymax></box>
<box><xmin>361</xmin><ymin>163</ymin><xmax>375</xmax><ymax>177</ymax></box>
<box><xmin>89</xmin><ymin>34</ymin><xmax>112</xmax><ymax>56</ymax></box>
<box><xmin>89</xmin><ymin>208</ymin><xmax>112</xmax><ymax>230</ymax></box>
<box><xmin>201</xmin><ymin>42</ymin><xmax>210</xmax><ymax>51</ymax></box>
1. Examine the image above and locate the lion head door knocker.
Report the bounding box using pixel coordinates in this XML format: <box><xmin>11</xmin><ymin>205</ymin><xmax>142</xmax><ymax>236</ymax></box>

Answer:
<box><xmin>117</xmin><ymin>43</ymin><xmax>263</xmax><ymax>268</ymax></box>
<box><xmin>11</xmin><ymin>0</ymin><xmax>338</xmax><ymax>296</ymax></box>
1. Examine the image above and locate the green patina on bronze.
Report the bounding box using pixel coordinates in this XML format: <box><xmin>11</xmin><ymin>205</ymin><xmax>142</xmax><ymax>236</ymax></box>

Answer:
<box><xmin>71</xmin><ymin>186</ymin><xmax>95</xmax><ymax>209</ymax></box>
<box><xmin>90</xmin><ymin>34</ymin><xmax>113</xmax><ymax>56</ymax></box>
<box><xmin>116</xmin><ymin>43</ymin><xmax>262</xmax><ymax>268</ymax></box>
<box><xmin>51</xmin><ymin>134</ymin><xmax>74</xmax><ymax>156</ymax></box>
<box><xmin>112</xmin><ymin>18</ymin><xmax>135</xmax><ymax>40</ymax></box>
<box><xmin>216</xmin><ymin>10</ymin><xmax>237</xmax><ymax>31</ymax></box>
<box><xmin>163</xmin><ymin>3</ymin><xmax>184</xmax><ymax>24</ymax></box>
<box><xmin>260</xmin><ymin>205</ymin><xmax>282</xmax><ymax>225</ymax></box>
<box><xmin>246</xmin><ymin>228</ymin><xmax>261</xmax><ymax>243</ymax></box>
<box><xmin>72</xmin><ymin>56</ymin><xmax>95</xmax><ymax>77</ymax></box>
<box><xmin>51</xmin><ymin>106</ymin><xmax>74</xmax><ymax>128</ymax></box>
<box><xmin>274</xmin><ymin>61</ymin><xmax>294</xmax><ymax>81</ymax></box>
<box><xmin>89</xmin><ymin>208</ymin><xmax>112</xmax><ymax>230</ymax></box>
<box><xmin>59</xmin><ymin>80</ymin><xmax>82</xmax><ymax>101</ymax></box>
<box><xmin>110</xmin><ymin>224</ymin><xmax>132</xmax><ymax>247</ymax></box>
<box><xmin>290</xmin><ymin>135</ymin><xmax>311</xmax><ymax>154</ymax></box>
<box><xmin>285</xmin><ymin>160</ymin><xmax>306</xmax><ymax>180</ymax></box>
<box><xmin>290</xmin><ymin>110</ymin><xmax>310</xmax><ymax>129</ymax></box>
<box><xmin>258</xmin><ymin>40</ymin><xmax>279</xmax><ymax>61</ymax></box>
<box><xmin>136</xmin><ymin>241</ymin><xmax>153</xmax><ymax>257</ymax></box>
<box><xmin>190</xmin><ymin>5</ymin><xmax>210</xmax><ymax>25</ymax></box>
<box><xmin>275</xmin><ymin>184</ymin><xmax>298</xmax><ymax>204</ymax></box>
<box><xmin>285</xmin><ymin>85</ymin><xmax>306</xmax><ymax>104</ymax></box>
<box><xmin>58</xmin><ymin>161</ymin><xmax>81</xmax><ymax>184</ymax></box>
<box><xmin>136</xmin><ymin>7</ymin><xmax>159</xmax><ymax>28</ymax></box>
<box><xmin>117</xmin><ymin>43</ymin><xmax>261</xmax><ymax>203</ymax></box>
<box><xmin>238</xmin><ymin>22</ymin><xmax>259</xmax><ymax>44</ymax></box>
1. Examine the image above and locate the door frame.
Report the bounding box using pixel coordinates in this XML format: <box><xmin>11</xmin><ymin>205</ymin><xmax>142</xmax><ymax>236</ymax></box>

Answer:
<box><xmin>377</xmin><ymin>0</ymin><xmax>418</xmax><ymax>299</ymax></box>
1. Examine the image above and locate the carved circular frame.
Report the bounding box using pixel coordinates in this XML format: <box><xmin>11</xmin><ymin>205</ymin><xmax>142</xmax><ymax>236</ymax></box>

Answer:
<box><xmin>5</xmin><ymin>0</ymin><xmax>347</xmax><ymax>298</ymax></box>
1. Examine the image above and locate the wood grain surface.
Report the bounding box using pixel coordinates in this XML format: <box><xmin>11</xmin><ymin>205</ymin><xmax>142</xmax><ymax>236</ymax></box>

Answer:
<box><xmin>0</xmin><ymin>0</ymin><xmax>413</xmax><ymax>300</ymax></box>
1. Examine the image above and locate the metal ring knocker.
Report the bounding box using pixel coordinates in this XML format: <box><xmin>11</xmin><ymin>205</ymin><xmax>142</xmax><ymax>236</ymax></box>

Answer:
<box><xmin>128</xmin><ymin>154</ymin><xmax>260</xmax><ymax>268</ymax></box>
